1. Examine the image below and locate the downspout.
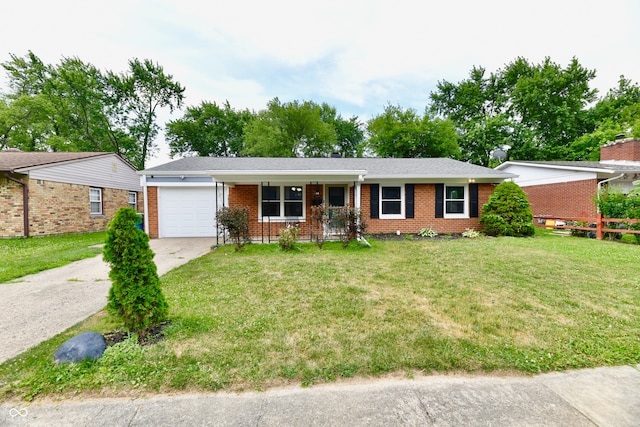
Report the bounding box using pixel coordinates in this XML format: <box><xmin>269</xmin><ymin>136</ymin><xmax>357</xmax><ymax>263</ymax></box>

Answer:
<box><xmin>596</xmin><ymin>173</ymin><xmax>625</xmax><ymax>213</ymax></box>
<box><xmin>596</xmin><ymin>173</ymin><xmax>624</xmax><ymax>240</ymax></box>
<box><xmin>4</xmin><ymin>172</ymin><xmax>29</xmax><ymax>237</ymax></box>
<box><xmin>141</xmin><ymin>174</ymin><xmax>149</xmax><ymax>234</ymax></box>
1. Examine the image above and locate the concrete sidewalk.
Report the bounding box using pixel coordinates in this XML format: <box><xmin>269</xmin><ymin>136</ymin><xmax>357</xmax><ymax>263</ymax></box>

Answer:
<box><xmin>2</xmin><ymin>365</ymin><xmax>639</xmax><ymax>426</ymax></box>
<box><xmin>0</xmin><ymin>237</ymin><xmax>214</xmax><ymax>364</ymax></box>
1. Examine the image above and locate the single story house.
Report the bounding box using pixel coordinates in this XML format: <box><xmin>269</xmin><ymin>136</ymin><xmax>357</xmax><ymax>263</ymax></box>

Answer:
<box><xmin>140</xmin><ymin>157</ymin><xmax>515</xmax><ymax>240</ymax></box>
<box><xmin>0</xmin><ymin>150</ymin><xmax>142</xmax><ymax>238</ymax></box>
<box><xmin>496</xmin><ymin>138</ymin><xmax>640</xmax><ymax>219</ymax></box>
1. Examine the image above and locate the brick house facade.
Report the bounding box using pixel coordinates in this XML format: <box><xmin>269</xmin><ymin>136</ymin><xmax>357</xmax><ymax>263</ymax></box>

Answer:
<box><xmin>141</xmin><ymin>157</ymin><xmax>513</xmax><ymax>239</ymax></box>
<box><xmin>1</xmin><ymin>151</ymin><xmax>142</xmax><ymax>238</ymax></box>
<box><xmin>496</xmin><ymin>138</ymin><xmax>640</xmax><ymax>219</ymax></box>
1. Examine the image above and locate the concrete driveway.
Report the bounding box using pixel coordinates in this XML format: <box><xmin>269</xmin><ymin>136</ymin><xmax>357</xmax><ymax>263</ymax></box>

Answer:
<box><xmin>0</xmin><ymin>237</ymin><xmax>214</xmax><ymax>364</ymax></box>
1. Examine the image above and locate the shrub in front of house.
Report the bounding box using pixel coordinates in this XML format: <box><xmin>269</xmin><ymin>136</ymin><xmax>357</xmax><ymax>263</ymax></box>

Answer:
<box><xmin>278</xmin><ymin>224</ymin><xmax>300</xmax><ymax>251</ymax></box>
<box><xmin>217</xmin><ymin>206</ymin><xmax>250</xmax><ymax>250</ymax></box>
<box><xmin>480</xmin><ymin>182</ymin><xmax>534</xmax><ymax>237</ymax></box>
<box><xmin>332</xmin><ymin>206</ymin><xmax>367</xmax><ymax>248</ymax></box>
<box><xmin>103</xmin><ymin>207</ymin><xmax>168</xmax><ymax>340</ymax></box>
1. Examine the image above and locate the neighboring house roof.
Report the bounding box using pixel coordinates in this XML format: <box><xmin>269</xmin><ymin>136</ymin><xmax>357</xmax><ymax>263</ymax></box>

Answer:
<box><xmin>142</xmin><ymin>157</ymin><xmax>515</xmax><ymax>182</ymax></box>
<box><xmin>496</xmin><ymin>160</ymin><xmax>640</xmax><ymax>175</ymax></box>
<box><xmin>0</xmin><ymin>151</ymin><xmax>121</xmax><ymax>173</ymax></box>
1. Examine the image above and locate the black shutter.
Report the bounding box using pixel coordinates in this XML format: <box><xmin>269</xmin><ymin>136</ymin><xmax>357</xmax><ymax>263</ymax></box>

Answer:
<box><xmin>435</xmin><ymin>184</ymin><xmax>444</xmax><ymax>218</ymax></box>
<box><xmin>469</xmin><ymin>183</ymin><xmax>479</xmax><ymax>218</ymax></box>
<box><xmin>370</xmin><ymin>184</ymin><xmax>379</xmax><ymax>219</ymax></box>
<box><xmin>405</xmin><ymin>184</ymin><xmax>414</xmax><ymax>219</ymax></box>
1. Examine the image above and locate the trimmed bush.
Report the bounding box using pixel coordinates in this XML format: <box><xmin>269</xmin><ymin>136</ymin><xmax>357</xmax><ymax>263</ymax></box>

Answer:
<box><xmin>480</xmin><ymin>182</ymin><xmax>534</xmax><ymax>237</ymax></box>
<box><xmin>217</xmin><ymin>206</ymin><xmax>250</xmax><ymax>250</ymax></box>
<box><xmin>103</xmin><ymin>207</ymin><xmax>168</xmax><ymax>339</ymax></box>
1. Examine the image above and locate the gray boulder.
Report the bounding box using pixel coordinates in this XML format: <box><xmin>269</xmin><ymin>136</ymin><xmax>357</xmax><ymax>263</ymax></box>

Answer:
<box><xmin>53</xmin><ymin>332</ymin><xmax>107</xmax><ymax>364</ymax></box>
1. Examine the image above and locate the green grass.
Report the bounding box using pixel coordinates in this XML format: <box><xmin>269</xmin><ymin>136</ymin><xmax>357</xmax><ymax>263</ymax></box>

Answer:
<box><xmin>0</xmin><ymin>232</ymin><xmax>107</xmax><ymax>283</ymax></box>
<box><xmin>1</xmin><ymin>234</ymin><xmax>640</xmax><ymax>401</ymax></box>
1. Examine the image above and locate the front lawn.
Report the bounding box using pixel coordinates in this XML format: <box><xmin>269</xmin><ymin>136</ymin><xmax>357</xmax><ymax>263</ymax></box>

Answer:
<box><xmin>0</xmin><ymin>232</ymin><xmax>107</xmax><ymax>283</ymax></box>
<box><xmin>1</xmin><ymin>234</ymin><xmax>639</xmax><ymax>401</ymax></box>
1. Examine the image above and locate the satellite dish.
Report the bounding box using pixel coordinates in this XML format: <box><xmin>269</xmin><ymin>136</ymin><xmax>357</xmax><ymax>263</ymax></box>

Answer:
<box><xmin>491</xmin><ymin>149</ymin><xmax>506</xmax><ymax>160</ymax></box>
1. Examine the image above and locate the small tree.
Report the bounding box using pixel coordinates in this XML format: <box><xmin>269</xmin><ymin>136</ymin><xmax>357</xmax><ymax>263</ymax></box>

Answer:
<box><xmin>310</xmin><ymin>204</ymin><xmax>329</xmax><ymax>248</ymax></box>
<box><xmin>217</xmin><ymin>206</ymin><xmax>250</xmax><ymax>250</ymax></box>
<box><xmin>480</xmin><ymin>182</ymin><xmax>534</xmax><ymax>237</ymax></box>
<box><xmin>103</xmin><ymin>207</ymin><xmax>168</xmax><ymax>340</ymax></box>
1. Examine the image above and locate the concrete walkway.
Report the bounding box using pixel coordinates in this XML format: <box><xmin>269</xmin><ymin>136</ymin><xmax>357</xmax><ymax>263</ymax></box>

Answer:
<box><xmin>0</xmin><ymin>237</ymin><xmax>215</xmax><ymax>364</ymax></box>
<box><xmin>2</xmin><ymin>365</ymin><xmax>640</xmax><ymax>426</ymax></box>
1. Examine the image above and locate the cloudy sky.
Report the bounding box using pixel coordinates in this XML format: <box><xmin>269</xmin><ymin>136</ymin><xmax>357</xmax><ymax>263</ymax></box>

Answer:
<box><xmin>2</xmin><ymin>0</ymin><xmax>639</xmax><ymax>166</ymax></box>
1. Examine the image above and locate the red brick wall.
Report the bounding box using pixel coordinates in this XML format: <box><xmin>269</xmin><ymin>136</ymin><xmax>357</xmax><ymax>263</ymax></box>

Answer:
<box><xmin>224</xmin><ymin>183</ymin><xmax>496</xmax><ymax>238</ymax></box>
<box><xmin>522</xmin><ymin>179</ymin><xmax>598</xmax><ymax>219</ymax></box>
<box><xmin>1</xmin><ymin>177</ymin><xmax>140</xmax><ymax>238</ymax></box>
<box><xmin>600</xmin><ymin>139</ymin><xmax>640</xmax><ymax>162</ymax></box>
<box><xmin>147</xmin><ymin>186</ymin><xmax>159</xmax><ymax>238</ymax></box>
<box><xmin>362</xmin><ymin>183</ymin><xmax>495</xmax><ymax>234</ymax></box>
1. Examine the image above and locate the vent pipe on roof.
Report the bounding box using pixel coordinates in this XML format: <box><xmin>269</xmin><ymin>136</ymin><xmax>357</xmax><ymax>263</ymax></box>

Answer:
<box><xmin>4</xmin><ymin>172</ymin><xmax>29</xmax><ymax>237</ymax></box>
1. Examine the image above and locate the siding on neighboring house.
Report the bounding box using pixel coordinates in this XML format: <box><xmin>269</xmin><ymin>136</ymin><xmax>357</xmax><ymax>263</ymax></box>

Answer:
<box><xmin>522</xmin><ymin>179</ymin><xmax>599</xmax><ymax>219</ymax></box>
<box><xmin>27</xmin><ymin>155</ymin><xmax>141</xmax><ymax>192</ymax></box>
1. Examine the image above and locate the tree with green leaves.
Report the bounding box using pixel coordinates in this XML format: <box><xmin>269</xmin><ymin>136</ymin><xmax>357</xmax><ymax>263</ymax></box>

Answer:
<box><xmin>1</xmin><ymin>52</ymin><xmax>183</xmax><ymax>169</ymax></box>
<box><xmin>430</xmin><ymin>57</ymin><xmax>599</xmax><ymax>163</ymax></box>
<box><xmin>103</xmin><ymin>207</ymin><xmax>168</xmax><ymax>340</ymax></box>
<box><xmin>108</xmin><ymin>59</ymin><xmax>185</xmax><ymax>169</ymax></box>
<box><xmin>242</xmin><ymin>98</ymin><xmax>338</xmax><ymax>157</ymax></box>
<box><xmin>166</xmin><ymin>101</ymin><xmax>254</xmax><ymax>157</ymax></box>
<box><xmin>569</xmin><ymin>76</ymin><xmax>640</xmax><ymax>160</ymax></box>
<box><xmin>366</xmin><ymin>104</ymin><xmax>460</xmax><ymax>158</ymax></box>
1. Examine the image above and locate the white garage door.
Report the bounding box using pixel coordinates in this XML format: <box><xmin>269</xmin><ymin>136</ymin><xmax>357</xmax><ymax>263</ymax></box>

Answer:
<box><xmin>158</xmin><ymin>187</ymin><xmax>219</xmax><ymax>237</ymax></box>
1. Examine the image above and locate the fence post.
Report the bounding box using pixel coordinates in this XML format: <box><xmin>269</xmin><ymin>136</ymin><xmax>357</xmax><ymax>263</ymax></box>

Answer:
<box><xmin>596</xmin><ymin>213</ymin><xmax>603</xmax><ymax>240</ymax></box>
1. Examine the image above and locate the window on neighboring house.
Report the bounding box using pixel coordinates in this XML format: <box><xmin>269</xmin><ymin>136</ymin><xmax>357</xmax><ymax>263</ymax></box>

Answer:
<box><xmin>90</xmin><ymin>188</ymin><xmax>102</xmax><ymax>215</ymax></box>
<box><xmin>380</xmin><ymin>185</ymin><xmax>404</xmax><ymax>219</ymax></box>
<box><xmin>128</xmin><ymin>192</ymin><xmax>137</xmax><ymax>210</ymax></box>
<box><xmin>260</xmin><ymin>185</ymin><xmax>305</xmax><ymax>219</ymax></box>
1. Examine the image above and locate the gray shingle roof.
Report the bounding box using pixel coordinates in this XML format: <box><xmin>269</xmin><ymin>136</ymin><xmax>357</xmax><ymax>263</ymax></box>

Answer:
<box><xmin>0</xmin><ymin>151</ymin><xmax>113</xmax><ymax>172</ymax></box>
<box><xmin>143</xmin><ymin>157</ymin><xmax>514</xmax><ymax>179</ymax></box>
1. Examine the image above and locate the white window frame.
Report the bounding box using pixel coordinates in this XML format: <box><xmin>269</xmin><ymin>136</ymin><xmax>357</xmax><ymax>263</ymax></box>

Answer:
<box><xmin>90</xmin><ymin>187</ymin><xmax>103</xmax><ymax>215</ymax></box>
<box><xmin>259</xmin><ymin>184</ymin><xmax>306</xmax><ymax>221</ymax></box>
<box><xmin>444</xmin><ymin>184</ymin><xmax>468</xmax><ymax>219</ymax></box>
<box><xmin>379</xmin><ymin>184</ymin><xmax>405</xmax><ymax>219</ymax></box>
<box><xmin>128</xmin><ymin>191</ymin><xmax>137</xmax><ymax>210</ymax></box>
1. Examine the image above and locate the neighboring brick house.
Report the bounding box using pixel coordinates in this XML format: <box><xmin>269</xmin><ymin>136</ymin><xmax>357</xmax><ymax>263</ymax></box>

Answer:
<box><xmin>140</xmin><ymin>157</ymin><xmax>515</xmax><ymax>240</ymax></box>
<box><xmin>495</xmin><ymin>138</ymin><xmax>640</xmax><ymax>219</ymax></box>
<box><xmin>0</xmin><ymin>150</ymin><xmax>142</xmax><ymax>238</ymax></box>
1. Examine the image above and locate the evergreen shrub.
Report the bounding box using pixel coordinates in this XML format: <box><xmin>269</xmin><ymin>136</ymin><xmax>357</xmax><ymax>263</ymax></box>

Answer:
<box><xmin>480</xmin><ymin>182</ymin><xmax>535</xmax><ymax>237</ymax></box>
<box><xmin>103</xmin><ymin>207</ymin><xmax>168</xmax><ymax>339</ymax></box>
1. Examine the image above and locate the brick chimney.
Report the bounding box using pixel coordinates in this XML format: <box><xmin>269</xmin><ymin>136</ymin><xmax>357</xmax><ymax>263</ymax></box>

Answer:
<box><xmin>600</xmin><ymin>138</ymin><xmax>640</xmax><ymax>162</ymax></box>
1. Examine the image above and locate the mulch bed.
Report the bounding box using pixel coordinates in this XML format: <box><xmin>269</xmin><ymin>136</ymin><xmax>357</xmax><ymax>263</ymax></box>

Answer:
<box><xmin>103</xmin><ymin>321</ymin><xmax>171</xmax><ymax>346</ymax></box>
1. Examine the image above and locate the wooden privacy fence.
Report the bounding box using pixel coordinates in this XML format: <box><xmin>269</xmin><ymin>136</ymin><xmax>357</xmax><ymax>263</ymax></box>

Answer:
<box><xmin>534</xmin><ymin>214</ymin><xmax>640</xmax><ymax>240</ymax></box>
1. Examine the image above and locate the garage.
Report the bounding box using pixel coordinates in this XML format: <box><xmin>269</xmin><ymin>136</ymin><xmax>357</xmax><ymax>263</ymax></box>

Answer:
<box><xmin>157</xmin><ymin>187</ymin><xmax>220</xmax><ymax>237</ymax></box>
